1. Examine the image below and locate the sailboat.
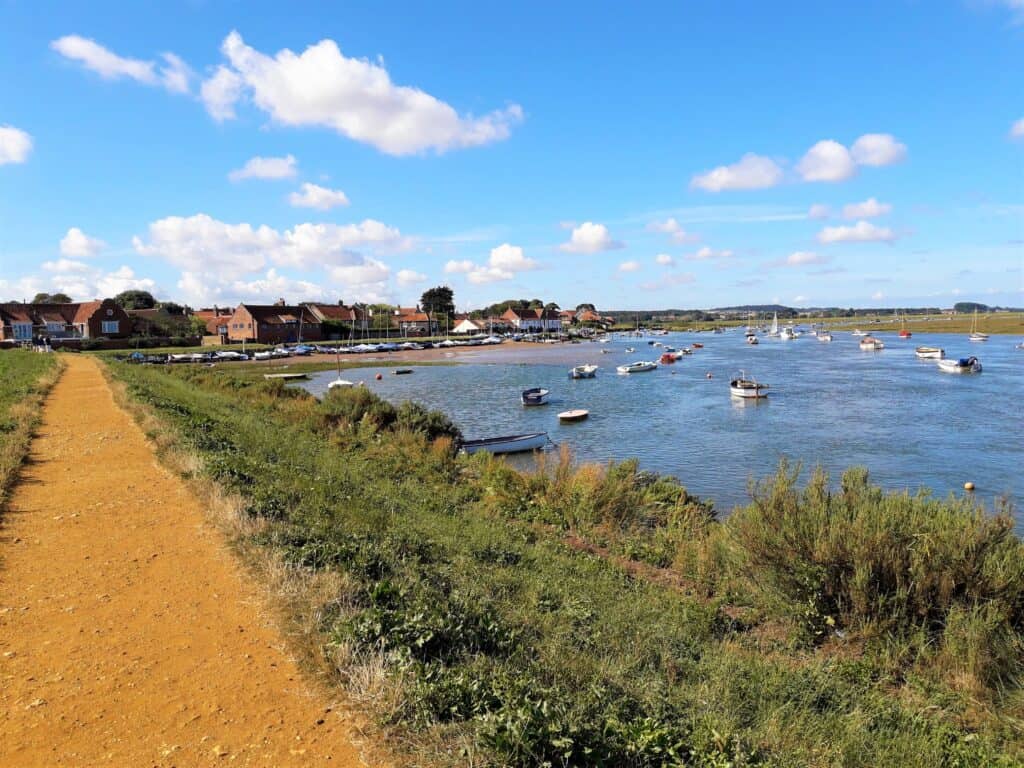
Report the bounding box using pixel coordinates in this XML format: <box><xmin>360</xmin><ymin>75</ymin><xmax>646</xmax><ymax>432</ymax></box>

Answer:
<box><xmin>898</xmin><ymin>310</ymin><xmax>912</xmax><ymax>338</ymax></box>
<box><xmin>768</xmin><ymin>312</ymin><xmax>779</xmax><ymax>337</ymax></box>
<box><xmin>327</xmin><ymin>348</ymin><xmax>356</xmax><ymax>389</ymax></box>
<box><xmin>969</xmin><ymin>309</ymin><xmax>989</xmax><ymax>342</ymax></box>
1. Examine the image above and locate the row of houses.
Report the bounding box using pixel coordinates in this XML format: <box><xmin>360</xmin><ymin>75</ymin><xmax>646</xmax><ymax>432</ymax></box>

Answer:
<box><xmin>0</xmin><ymin>299</ymin><xmax>133</xmax><ymax>342</ymax></box>
<box><xmin>452</xmin><ymin>307</ymin><xmax>609</xmax><ymax>335</ymax></box>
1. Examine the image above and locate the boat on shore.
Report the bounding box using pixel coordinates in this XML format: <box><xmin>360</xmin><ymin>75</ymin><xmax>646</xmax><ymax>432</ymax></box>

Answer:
<box><xmin>460</xmin><ymin>432</ymin><xmax>549</xmax><ymax>455</ymax></box>
<box><xmin>729</xmin><ymin>371</ymin><xmax>769</xmax><ymax>399</ymax></box>
<box><xmin>558</xmin><ymin>409</ymin><xmax>589</xmax><ymax>422</ymax></box>
<box><xmin>570</xmin><ymin>364</ymin><xmax>598</xmax><ymax>379</ymax></box>
<box><xmin>521</xmin><ymin>387</ymin><xmax>550</xmax><ymax>406</ymax></box>
<box><xmin>859</xmin><ymin>336</ymin><xmax>885</xmax><ymax>351</ymax></box>
<box><xmin>938</xmin><ymin>356</ymin><xmax>982</xmax><ymax>374</ymax></box>
<box><xmin>617</xmin><ymin>361</ymin><xmax>658</xmax><ymax>374</ymax></box>
<box><xmin>915</xmin><ymin>346</ymin><xmax>944</xmax><ymax>360</ymax></box>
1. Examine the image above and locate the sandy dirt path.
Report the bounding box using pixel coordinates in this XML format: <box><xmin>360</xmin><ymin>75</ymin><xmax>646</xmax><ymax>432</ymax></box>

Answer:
<box><xmin>0</xmin><ymin>355</ymin><xmax>374</xmax><ymax>766</ymax></box>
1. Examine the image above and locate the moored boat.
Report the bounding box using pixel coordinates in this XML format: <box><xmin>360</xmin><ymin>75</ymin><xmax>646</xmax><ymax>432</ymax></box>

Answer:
<box><xmin>659</xmin><ymin>351</ymin><xmax>677</xmax><ymax>364</ymax></box>
<box><xmin>328</xmin><ymin>378</ymin><xmax>356</xmax><ymax>389</ymax></box>
<box><xmin>558</xmin><ymin>409</ymin><xmax>589</xmax><ymax>422</ymax></box>
<box><xmin>460</xmin><ymin>432</ymin><xmax>549</xmax><ymax>455</ymax></box>
<box><xmin>729</xmin><ymin>371</ymin><xmax>769</xmax><ymax>399</ymax></box>
<box><xmin>746</xmin><ymin>334</ymin><xmax>759</xmax><ymax>345</ymax></box>
<box><xmin>851</xmin><ymin>329</ymin><xmax>868</xmax><ymax>337</ymax></box>
<box><xmin>692</xmin><ymin>342</ymin><xmax>704</xmax><ymax>349</ymax></box>
<box><xmin>569</xmin><ymin>364</ymin><xmax>598</xmax><ymax>379</ymax></box>
<box><xmin>521</xmin><ymin>387</ymin><xmax>551</xmax><ymax>406</ymax></box>
<box><xmin>915</xmin><ymin>346</ymin><xmax>944</xmax><ymax>360</ymax></box>
<box><xmin>817</xmin><ymin>332</ymin><xmax>833</xmax><ymax>342</ymax></box>
<box><xmin>968</xmin><ymin>309</ymin><xmax>989</xmax><ymax>342</ymax></box>
<box><xmin>616</xmin><ymin>361</ymin><xmax>658</xmax><ymax>374</ymax></box>
<box><xmin>780</xmin><ymin>326</ymin><xmax>795</xmax><ymax>340</ymax></box>
<box><xmin>937</xmin><ymin>356</ymin><xmax>982</xmax><ymax>374</ymax></box>
<box><xmin>859</xmin><ymin>336</ymin><xmax>885</xmax><ymax>351</ymax></box>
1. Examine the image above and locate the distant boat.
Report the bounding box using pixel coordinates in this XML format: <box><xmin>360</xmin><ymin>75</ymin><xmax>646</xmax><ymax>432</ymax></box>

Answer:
<box><xmin>263</xmin><ymin>372</ymin><xmax>309</xmax><ymax>380</ymax></box>
<box><xmin>851</xmin><ymin>329</ymin><xmax>868</xmax><ymax>337</ymax></box>
<box><xmin>746</xmin><ymin>334</ymin><xmax>759</xmax><ymax>345</ymax></box>
<box><xmin>780</xmin><ymin>326</ymin><xmax>795</xmax><ymax>340</ymax></box>
<box><xmin>558</xmin><ymin>409</ymin><xmax>589</xmax><ymax>423</ymax></box>
<box><xmin>328</xmin><ymin>378</ymin><xmax>356</xmax><ymax>389</ymax></box>
<box><xmin>969</xmin><ymin>309</ymin><xmax>989</xmax><ymax>342</ymax></box>
<box><xmin>460</xmin><ymin>432</ymin><xmax>549</xmax><ymax>455</ymax></box>
<box><xmin>729</xmin><ymin>371</ymin><xmax>769</xmax><ymax>399</ymax></box>
<box><xmin>569</xmin><ymin>364</ymin><xmax>598</xmax><ymax>379</ymax></box>
<box><xmin>659</xmin><ymin>351</ymin><xmax>677</xmax><ymax>364</ymax></box>
<box><xmin>938</xmin><ymin>356</ymin><xmax>982</xmax><ymax>374</ymax></box>
<box><xmin>915</xmin><ymin>346</ymin><xmax>944</xmax><ymax>360</ymax></box>
<box><xmin>625</xmin><ymin>347</ymin><xmax>635</xmax><ymax>353</ymax></box>
<box><xmin>692</xmin><ymin>342</ymin><xmax>704</xmax><ymax>349</ymax></box>
<box><xmin>617</xmin><ymin>361</ymin><xmax>658</xmax><ymax>374</ymax></box>
<box><xmin>817</xmin><ymin>332</ymin><xmax>833</xmax><ymax>342</ymax></box>
<box><xmin>521</xmin><ymin>387</ymin><xmax>550</xmax><ymax>406</ymax></box>
<box><xmin>898</xmin><ymin>310</ymin><xmax>912</xmax><ymax>338</ymax></box>
<box><xmin>393</xmin><ymin>368</ymin><xmax>414</xmax><ymax>375</ymax></box>
<box><xmin>859</xmin><ymin>336</ymin><xmax>885</xmax><ymax>351</ymax></box>
<box><xmin>769</xmin><ymin>313</ymin><xmax>779</xmax><ymax>337</ymax></box>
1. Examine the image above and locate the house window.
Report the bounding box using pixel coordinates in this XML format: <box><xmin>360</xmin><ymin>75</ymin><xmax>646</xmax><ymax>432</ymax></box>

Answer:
<box><xmin>101</xmin><ymin>320</ymin><xmax>119</xmax><ymax>334</ymax></box>
<box><xmin>12</xmin><ymin>322</ymin><xmax>32</xmax><ymax>340</ymax></box>
<box><xmin>45</xmin><ymin>322</ymin><xmax>64</xmax><ymax>333</ymax></box>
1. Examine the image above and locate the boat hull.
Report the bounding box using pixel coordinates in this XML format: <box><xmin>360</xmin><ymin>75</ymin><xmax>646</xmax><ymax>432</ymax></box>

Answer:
<box><xmin>521</xmin><ymin>388</ymin><xmax>550</xmax><ymax>405</ymax></box>
<box><xmin>558</xmin><ymin>409</ymin><xmax>589</xmax><ymax>422</ymax></box>
<box><xmin>461</xmin><ymin>432</ymin><xmax>548</xmax><ymax>455</ymax></box>
<box><xmin>915</xmin><ymin>347</ymin><xmax>944</xmax><ymax>360</ymax></box>
<box><xmin>938</xmin><ymin>357</ymin><xmax>982</xmax><ymax>374</ymax></box>
<box><xmin>730</xmin><ymin>382</ymin><xmax>768</xmax><ymax>398</ymax></box>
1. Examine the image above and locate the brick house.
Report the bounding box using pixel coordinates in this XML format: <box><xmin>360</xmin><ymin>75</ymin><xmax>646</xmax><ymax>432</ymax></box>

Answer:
<box><xmin>193</xmin><ymin>307</ymin><xmax>235</xmax><ymax>336</ymax></box>
<box><xmin>0</xmin><ymin>299</ymin><xmax>131</xmax><ymax>341</ymax></box>
<box><xmin>393</xmin><ymin>308</ymin><xmax>438</xmax><ymax>336</ymax></box>
<box><xmin>225</xmin><ymin>303</ymin><xmax>323</xmax><ymax>344</ymax></box>
<box><xmin>500</xmin><ymin>307</ymin><xmax>562</xmax><ymax>333</ymax></box>
<box><xmin>304</xmin><ymin>303</ymin><xmax>369</xmax><ymax>338</ymax></box>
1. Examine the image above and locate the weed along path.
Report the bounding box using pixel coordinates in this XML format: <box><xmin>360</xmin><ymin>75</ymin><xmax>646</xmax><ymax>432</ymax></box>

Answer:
<box><xmin>0</xmin><ymin>355</ymin><xmax>373</xmax><ymax>767</ymax></box>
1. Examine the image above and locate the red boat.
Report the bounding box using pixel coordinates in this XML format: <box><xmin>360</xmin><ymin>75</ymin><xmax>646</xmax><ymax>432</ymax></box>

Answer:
<box><xmin>899</xmin><ymin>329</ymin><xmax>912</xmax><ymax>338</ymax></box>
<box><xmin>659</xmin><ymin>352</ymin><xmax>676</xmax><ymax>364</ymax></box>
<box><xmin>692</xmin><ymin>342</ymin><xmax>704</xmax><ymax>348</ymax></box>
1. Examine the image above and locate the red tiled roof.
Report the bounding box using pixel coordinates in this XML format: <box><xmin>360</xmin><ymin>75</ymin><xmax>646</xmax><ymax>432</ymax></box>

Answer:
<box><xmin>397</xmin><ymin>312</ymin><xmax>429</xmax><ymax>323</ymax></box>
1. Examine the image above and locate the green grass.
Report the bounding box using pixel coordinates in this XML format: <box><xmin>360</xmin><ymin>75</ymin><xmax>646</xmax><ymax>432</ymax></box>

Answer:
<box><xmin>0</xmin><ymin>350</ymin><xmax>62</xmax><ymax>507</ymax></box>
<box><xmin>105</xmin><ymin>361</ymin><xmax>1023</xmax><ymax>767</ymax></box>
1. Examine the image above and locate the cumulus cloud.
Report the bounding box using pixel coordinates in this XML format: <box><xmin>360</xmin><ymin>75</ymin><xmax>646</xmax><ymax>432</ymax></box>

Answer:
<box><xmin>488</xmin><ymin>243</ymin><xmax>538</xmax><ymax>272</ymax></box>
<box><xmin>618</xmin><ymin>260</ymin><xmax>641</xmax><ymax>273</ymax></box>
<box><xmin>59</xmin><ymin>227</ymin><xmax>106</xmax><ymax>257</ymax></box>
<box><xmin>686</xmin><ymin>246</ymin><xmax>734</xmax><ymax>261</ymax></box>
<box><xmin>29</xmin><ymin>259</ymin><xmax>157</xmax><ymax>300</ymax></box>
<box><xmin>646</xmin><ymin>217</ymin><xmax>697</xmax><ymax>244</ymax></box>
<box><xmin>0</xmin><ymin>125</ymin><xmax>32</xmax><ymax>165</ymax></box>
<box><xmin>289</xmin><ymin>182</ymin><xmax>350</xmax><ymax>210</ymax></box>
<box><xmin>842</xmin><ymin>197</ymin><xmax>891</xmax><ymax>219</ymax></box>
<box><xmin>50</xmin><ymin>35</ymin><xmax>191</xmax><ymax>93</ymax></box>
<box><xmin>808</xmin><ymin>203</ymin><xmax>831</xmax><ymax>220</ymax></box>
<box><xmin>228</xmin><ymin>154</ymin><xmax>297</xmax><ymax>181</ymax></box>
<box><xmin>444</xmin><ymin>260</ymin><xmax>475</xmax><ymax>274</ymax></box>
<box><xmin>850</xmin><ymin>133</ymin><xmax>907</xmax><ymax>166</ymax></box>
<box><xmin>655</xmin><ymin>253</ymin><xmax>674</xmax><ymax>266</ymax></box>
<box><xmin>132</xmin><ymin>213</ymin><xmax>407</xmax><ymax>280</ymax></box>
<box><xmin>444</xmin><ymin>243</ymin><xmax>537</xmax><ymax>285</ymax></box>
<box><xmin>396</xmin><ymin>268</ymin><xmax>427</xmax><ymax>286</ymax></box>
<box><xmin>769</xmin><ymin>251</ymin><xmax>830</xmax><ymax>268</ymax></box>
<box><xmin>817</xmin><ymin>220</ymin><xmax>896</xmax><ymax>244</ymax></box>
<box><xmin>559</xmin><ymin>222</ymin><xmax>624</xmax><ymax>253</ymax></box>
<box><xmin>1010</xmin><ymin>118</ymin><xmax>1024</xmax><ymax>139</ymax></box>
<box><xmin>797</xmin><ymin>140</ymin><xmax>857</xmax><ymax>182</ymax></box>
<box><xmin>690</xmin><ymin>153</ymin><xmax>784</xmax><ymax>192</ymax></box>
<box><xmin>199</xmin><ymin>31</ymin><xmax>523</xmax><ymax>155</ymax></box>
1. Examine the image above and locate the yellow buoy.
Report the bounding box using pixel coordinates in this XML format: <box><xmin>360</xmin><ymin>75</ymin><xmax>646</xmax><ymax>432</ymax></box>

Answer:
<box><xmin>963</xmin><ymin>482</ymin><xmax>975</xmax><ymax>491</ymax></box>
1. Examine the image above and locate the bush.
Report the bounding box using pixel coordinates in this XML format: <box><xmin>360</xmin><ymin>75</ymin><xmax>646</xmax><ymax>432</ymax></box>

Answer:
<box><xmin>393</xmin><ymin>400</ymin><xmax>463</xmax><ymax>444</ymax></box>
<box><xmin>318</xmin><ymin>385</ymin><xmax>397</xmax><ymax>431</ymax></box>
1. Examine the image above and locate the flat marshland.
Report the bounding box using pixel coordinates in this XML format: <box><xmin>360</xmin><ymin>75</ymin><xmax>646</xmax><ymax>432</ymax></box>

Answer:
<box><xmin>102</xmin><ymin>361</ymin><xmax>1023</xmax><ymax>766</ymax></box>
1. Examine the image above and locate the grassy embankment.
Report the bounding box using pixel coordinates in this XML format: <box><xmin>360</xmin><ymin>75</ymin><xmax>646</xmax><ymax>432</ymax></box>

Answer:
<box><xmin>0</xmin><ymin>350</ymin><xmax>63</xmax><ymax>507</ymax></box>
<box><xmin>105</xmin><ymin>361</ymin><xmax>1024</xmax><ymax>767</ymax></box>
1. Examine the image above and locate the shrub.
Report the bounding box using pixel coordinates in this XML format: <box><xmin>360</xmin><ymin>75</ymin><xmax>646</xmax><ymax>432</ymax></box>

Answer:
<box><xmin>318</xmin><ymin>385</ymin><xmax>396</xmax><ymax>432</ymax></box>
<box><xmin>393</xmin><ymin>400</ymin><xmax>463</xmax><ymax>444</ymax></box>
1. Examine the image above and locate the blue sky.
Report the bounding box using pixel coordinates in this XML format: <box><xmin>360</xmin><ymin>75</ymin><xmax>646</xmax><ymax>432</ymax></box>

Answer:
<box><xmin>1</xmin><ymin>0</ymin><xmax>1021</xmax><ymax>311</ymax></box>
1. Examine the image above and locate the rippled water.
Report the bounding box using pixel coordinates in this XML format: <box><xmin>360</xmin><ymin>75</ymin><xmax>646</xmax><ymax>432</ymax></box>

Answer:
<box><xmin>302</xmin><ymin>330</ymin><xmax>1024</xmax><ymax>523</ymax></box>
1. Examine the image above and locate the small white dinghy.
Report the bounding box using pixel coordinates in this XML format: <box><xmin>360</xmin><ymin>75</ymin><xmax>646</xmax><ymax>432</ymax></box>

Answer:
<box><xmin>746</xmin><ymin>335</ymin><xmax>759</xmax><ymax>345</ymax></box>
<box><xmin>915</xmin><ymin>346</ymin><xmax>945</xmax><ymax>360</ymax></box>
<box><xmin>616</xmin><ymin>361</ymin><xmax>658</xmax><ymax>374</ymax></box>
<box><xmin>938</xmin><ymin>356</ymin><xmax>982</xmax><ymax>374</ymax></box>
<box><xmin>521</xmin><ymin>387</ymin><xmax>551</xmax><ymax>406</ymax></box>
<box><xmin>569</xmin><ymin>364</ymin><xmax>598</xmax><ymax>379</ymax></box>
<box><xmin>817</xmin><ymin>332</ymin><xmax>833</xmax><ymax>342</ymax></box>
<box><xmin>859</xmin><ymin>336</ymin><xmax>885</xmax><ymax>351</ymax></box>
<box><xmin>460</xmin><ymin>432</ymin><xmax>549</xmax><ymax>455</ymax></box>
<box><xmin>558</xmin><ymin>409</ymin><xmax>589</xmax><ymax>423</ymax></box>
<box><xmin>729</xmin><ymin>371</ymin><xmax>769</xmax><ymax>399</ymax></box>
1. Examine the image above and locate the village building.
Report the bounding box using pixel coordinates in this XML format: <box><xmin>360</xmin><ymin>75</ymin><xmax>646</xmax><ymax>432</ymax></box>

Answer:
<box><xmin>193</xmin><ymin>307</ymin><xmax>235</xmax><ymax>336</ymax></box>
<box><xmin>393</xmin><ymin>307</ymin><xmax>438</xmax><ymax>336</ymax></box>
<box><xmin>304</xmin><ymin>303</ymin><xmax>369</xmax><ymax>338</ymax></box>
<box><xmin>0</xmin><ymin>299</ymin><xmax>131</xmax><ymax>342</ymax></box>
<box><xmin>225</xmin><ymin>302</ymin><xmax>323</xmax><ymax>344</ymax></box>
<box><xmin>452</xmin><ymin>316</ymin><xmax>486</xmax><ymax>335</ymax></box>
<box><xmin>500</xmin><ymin>307</ymin><xmax>562</xmax><ymax>333</ymax></box>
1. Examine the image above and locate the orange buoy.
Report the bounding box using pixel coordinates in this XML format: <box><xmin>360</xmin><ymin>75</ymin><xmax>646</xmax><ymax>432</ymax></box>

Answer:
<box><xmin>375</xmin><ymin>373</ymin><xmax>383</xmax><ymax>380</ymax></box>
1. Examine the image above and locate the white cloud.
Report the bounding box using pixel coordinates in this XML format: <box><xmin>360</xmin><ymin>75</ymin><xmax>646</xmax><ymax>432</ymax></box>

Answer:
<box><xmin>488</xmin><ymin>243</ymin><xmax>538</xmax><ymax>272</ymax></box>
<box><xmin>444</xmin><ymin>260</ymin><xmax>475</xmax><ymax>274</ymax></box>
<box><xmin>655</xmin><ymin>253</ymin><xmax>674</xmax><ymax>266</ymax></box>
<box><xmin>842</xmin><ymin>197</ymin><xmax>891</xmax><ymax>219</ymax></box>
<box><xmin>686</xmin><ymin>246</ymin><xmax>735</xmax><ymax>261</ymax></box>
<box><xmin>50</xmin><ymin>35</ymin><xmax>190</xmax><ymax>93</ymax></box>
<box><xmin>59</xmin><ymin>227</ymin><xmax>106</xmax><ymax>257</ymax></box>
<box><xmin>132</xmin><ymin>213</ymin><xmax>406</xmax><ymax>279</ymax></box>
<box><xmin>872</xmin><ymin>290</ymin><xmax>885</xmax><ymax>301</ymax></box>
<box><xmin>618</xmin><ymin>260</ymin><xmax>641</xmax><ymax>272</ymax></box>
<box><xmin>443</xmin><ymin>243</ymin><xmax>537</xmax><ymax>285</ymax></box>
<box><xmin>0</xmin><ymin>125</ymin><xmax>32</xmax><ymax>165</ymax></box>
<box><xmin>289</xmin><ymin>182</ymin><xmax>350</xmax><ymax>210</ymax></box>
<box><xmin>201</xmin><ymin>31</ymin><xmax>523</xmax><ymax>155</ymax></box>
<box><xmin>41</xmin><ymin>258</ymin><xmax>92</xmax><ymax>274</ymax></box>
<box><xmin>466</xmin><ymin>266</ymin><xmax>514</xmax><ymax>284</ymax></box>
<box><xmin>690</xmin><ymin>153</ymin><xmax>784</xmax><ymax>192</ymax></box>
<box><xmin>808</xmin><ymin>203</ymin><xmax>831</xmax><ymax>220</ymax></box>
<box><xmin>850</xmin><ymin>133</ymin><xmax>907</xmax><ymax>166</ymax></box>
<box><xmin>559</xmin><ymin>222</ymin><xmax>624</xmax><ymax>253</ymax></box>
<box><xmin>1010</xmin><ymin>118</ymin><xmax>1024</xmax><ymax>139</ymax></box>
<box><xmin>95</xmin><ymin>265</ymin><xmax>158</xmax><ymax>297</ymax></box>
<box><xmin>817</xmin><ymin>220</ymin><xmax>896</xmax><ymax>244</ymax></box>
<box><xmin>646</xmin><ymin>217</ymin><xmax>697</xmax><ymax>244</ymax></box>
<box><xmin>29</xmin><ymin>258</ymin><xmax>157</xmax><ymax>301</ymax></box>
<box><xmin>797</xmin><ymin>140</ymin><xmax>857</xmax><ymax>182</ymax></box>
<box><xmin>396</xmin><ymin>268</ymin><xmax>427</xmax><ymax>286</ymax></box>
<box><xmin>228</xmin><ymin>154</ymin><xmax>297</xmax><ymax>181</ymax></box>
<box><xmin>772</xmin><ymin>251</ymin><xmax>829</xmax><ymax>268</ymax></box>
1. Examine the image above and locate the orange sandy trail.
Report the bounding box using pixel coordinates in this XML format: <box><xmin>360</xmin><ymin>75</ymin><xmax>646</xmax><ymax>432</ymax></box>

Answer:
<box><xmin>0</xmin><ymin>356</ymin><xmax>373</xmax><ymax>766</ymax></box>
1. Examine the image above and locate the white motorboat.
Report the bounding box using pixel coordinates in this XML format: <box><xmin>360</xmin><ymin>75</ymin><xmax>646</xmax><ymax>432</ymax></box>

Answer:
<box><xmin>569</xmin><ymin>364</ymin><xmax>598</xmax><ymax>379</ymax></box>
<box><xmin>460</xmin><ymin>432</ymin><xmax>549</xmax><ymax>455</ymax></box>
<box><xmin>859</xmin><ymin>336</ymin><xmax>885</xmax><ymax>351</ymax></box>
<box><xmin>780</xmin><ymin>327</ymin><xmax>795</xmax><ymax>340</ymax></box>
<box><xmin>938</xmin><ymin>356</ymin><xmax>982</xmax><ymax>373</ymax></box>
<box><xmin>729</xmin><ymin>371</ymin><xmax>769</xmax><ymax>399</ymax></box>
<box><xmin>817</xmin><ymin>332</ymin><xmax>833</xmax><ymax>342</ymax></box>
<box><xmin>915</xmin><ymin>346</ymin><xmax>945</xmax><ymax>360</ymax></box>
<box><xmin>521</xmin><ymin>387</ymin><xmax>550</xmax><ymax>406</ymax></box>
<box><xmin>851</xmin><ymin>329</ymin><xmax>868</xmax><ymax>337</ymax></box>
<box><xmin>617</xmin><ymin>361</ymin><xmax>658</xmax><ymax>374</ymax></box>
<box><xmin>746</xmin><ymin>334</ymin><xmax>759</xmax><ymax>345</ymax></box>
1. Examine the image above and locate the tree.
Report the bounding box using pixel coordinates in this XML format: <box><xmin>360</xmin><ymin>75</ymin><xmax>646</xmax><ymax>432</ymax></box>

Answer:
<box><xmin>31</xmin><ymin>292</ymin><xmax>73</xmax><ymax>304</ymax></box>
<box><xmin>420</xmin><ymin>286</ymin><xmax>455</xmax><ymax>318</ymax></box>
<box><xmin>545</xmin><ymin>302</ymin><xmax>560</xmax><ymax>312</ymax></box>
<box><xmin>528</xmin><ymin>298</ymin><xmax>543</xmax><ymax>309</ymax></box>
<box><xmin>157</xmin><ymin>301</ymin><xmax>187</xmax><ymax>316</ymax></box>
<box><xmin>114</xmin><ymin>290</ymin><xmax>156</xmax><ymax>310</ymax></box>
<box><xmin>576</xmin><ymin>303</ymin><xmax>596</xmax><ymax>313</ymax></box>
